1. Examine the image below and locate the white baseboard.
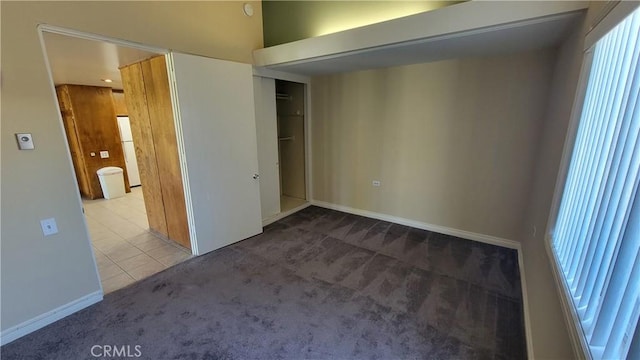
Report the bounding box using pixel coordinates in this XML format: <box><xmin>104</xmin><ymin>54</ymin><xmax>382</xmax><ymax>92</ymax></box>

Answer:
<box><xmin>1</xmin><ymin>290</ymin><xmax>103</xmax><ymax>346</ymax></box>
<box><xmin>310</xmin><ymin>200</ymin><xmax>520</xmax><ymax>249</ymax></box>
<box><xmin>262</xmin><ymin>202</ymin><xmax>312</xmax><ymax>227</ymax></box>
<box><xmin>310</xmin><ymin>200</ymin><xmax>534</xmax><ymax>358</ymax></box>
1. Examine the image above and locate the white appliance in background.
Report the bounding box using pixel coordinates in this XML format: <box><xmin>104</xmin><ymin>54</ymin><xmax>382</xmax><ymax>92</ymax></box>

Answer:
<box><xmin>116</xmin><ymin>116</ymin><xmax>142</xmax><ymax>187</ymax></box>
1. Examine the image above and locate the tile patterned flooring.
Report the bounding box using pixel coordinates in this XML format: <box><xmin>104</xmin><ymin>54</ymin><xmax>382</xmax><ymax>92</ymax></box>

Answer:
<box><xmin>83</xmin><ymin>187</ymin><xmax>191</xmax><ymax>294</ymax></box>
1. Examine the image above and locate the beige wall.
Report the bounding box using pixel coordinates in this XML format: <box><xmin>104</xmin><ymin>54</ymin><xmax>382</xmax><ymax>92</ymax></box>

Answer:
<box><xmin>311</xmin><ymin>48</ymin><xmax>556</xmax><ymax>241</ymax></box>
<box><xmin>0</xmin><ymin>1</ymin><xmax>263</xmax><ymax>333</ymax></box>
<box><xmin>520</xmin><ymin>23</ymin><xmax>586</xmax><ymax>359</ymax></box>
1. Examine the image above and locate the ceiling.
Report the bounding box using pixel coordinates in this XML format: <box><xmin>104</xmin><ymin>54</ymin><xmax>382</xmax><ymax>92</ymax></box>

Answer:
<box><xmin>43</xmin><ymin>32</ymin><xmax>162</xmax><ymax>90</ymax></box>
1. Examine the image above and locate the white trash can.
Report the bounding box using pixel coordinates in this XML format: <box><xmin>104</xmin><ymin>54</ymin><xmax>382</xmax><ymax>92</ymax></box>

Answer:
<box><xmin>97</xmin><ymin>166</ymin><xmax>126</xmax><ymax>199</ymax></box>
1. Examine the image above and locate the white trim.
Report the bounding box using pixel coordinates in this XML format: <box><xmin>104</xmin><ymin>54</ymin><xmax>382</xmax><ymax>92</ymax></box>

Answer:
<box><xmin>310</xmin><ymin>200</ymin><xmax>520</xmax><ymax>249</ymax></box>
<box><xmin>517</xmin><ymin>247</ymin><xmax>536</xmax><ymax>360</ymax></box>
<box><xmin>543</xmin><ymin>47</ymin><xmax>596</xmax><ymax>360</ymax></box>
<box><xmin>0</xmin><ymin>291</ymin><xmax>103</xmax><ymax>346</ymax></box>
<box><xmin>585</xmin><ymin>1</ymin><xmax>640</xmax><ymax>50</ymax></box>
<box><xmin>37</xmin><ymin>24</ymin><xmax>167</xmax><ymax>54</ymax></box>
<box><xmin>546</xmin><ymin>238</ymin><xmax>592</xmax><ymax>360</ymax></box>
<box><xmin>262</xmin><ymin>202</ymin><xmax>312</xmax><ymax>227</ymax></box>
<box><xmin>545</xmin><ymin>50</ymin><xmax>594</xmax><ymax>240</ymax></box>
<box><xmin>165</xmin><ymin>52</ymin><xmax>199</xmax><ymax>256</ymax></box>
<box><xmin>304</xmin><ymin>82</ymin><xmax>313</xmax><ymax>202</ymax></box>
<box><xmin>252</xmin><ymin>67</ymin><xmax>311</xmax><ymax>84</ymax></box>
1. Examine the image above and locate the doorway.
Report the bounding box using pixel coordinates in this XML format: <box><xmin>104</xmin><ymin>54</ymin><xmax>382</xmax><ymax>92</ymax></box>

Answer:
<box><xmin>40</xmin><ymin>29</ymin><xmax>192</xmax><ymax>293</ymax></box>
<box><xmin>276</xmin><ymin>80</ymin><xmax>307</xmax><ymax>212</ymax></box>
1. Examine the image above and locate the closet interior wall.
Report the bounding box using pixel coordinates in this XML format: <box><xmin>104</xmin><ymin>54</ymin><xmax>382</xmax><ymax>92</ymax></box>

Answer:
<box><xmin>276</xmin><ymin>80</ymin><xmax>306</xmax><ymax>204</ymax></box>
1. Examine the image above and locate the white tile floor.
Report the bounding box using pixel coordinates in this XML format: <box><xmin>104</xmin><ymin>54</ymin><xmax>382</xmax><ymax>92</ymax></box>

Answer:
<box><xmin>83</xmin><ymin>187</ymin><xmax>192</xmax><ymax>294</ymax></box>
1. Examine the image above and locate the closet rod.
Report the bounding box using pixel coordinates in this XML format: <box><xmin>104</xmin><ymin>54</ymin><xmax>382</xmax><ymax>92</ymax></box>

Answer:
<box><xmin>278</xmin><ymin>136</ymin><xmax>295</xmax><ymax>141</ymax></box>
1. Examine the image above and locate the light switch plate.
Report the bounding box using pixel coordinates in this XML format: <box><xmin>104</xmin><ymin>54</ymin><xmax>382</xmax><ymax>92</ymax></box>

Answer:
<box><xmin>100</xmin><ymin>151</ymin><xmax>109</xmax><ymax>158</ymax></box>
<box><xmin>16</xmin><ymin>133</ymin><xmax>34</xmax><ymax>150</ymax></box>
<box><xmin>40</xmin><ymin>218</ymin><xmax>58</xmax><ymax>236</ymax></box>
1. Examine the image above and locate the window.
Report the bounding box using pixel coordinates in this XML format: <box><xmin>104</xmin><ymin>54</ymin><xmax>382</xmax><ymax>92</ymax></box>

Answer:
<box><xmin>551</xmin><ymin>7</ymin><xmax>640</xmax><ymax>360</ymax></box>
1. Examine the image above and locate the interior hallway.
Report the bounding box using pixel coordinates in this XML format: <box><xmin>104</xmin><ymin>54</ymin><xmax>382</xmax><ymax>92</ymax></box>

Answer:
<box><xmin>83</xmin><ymin>187</ymin><xmax>191</xmax><ymax>293</ymax></box>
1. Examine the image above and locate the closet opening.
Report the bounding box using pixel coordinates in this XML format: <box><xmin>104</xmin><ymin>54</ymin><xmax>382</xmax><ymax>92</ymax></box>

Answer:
<box><xmin>275</xmin><ymin>80</ymin><xmax>307</xmax><ymax>212</ymax></box>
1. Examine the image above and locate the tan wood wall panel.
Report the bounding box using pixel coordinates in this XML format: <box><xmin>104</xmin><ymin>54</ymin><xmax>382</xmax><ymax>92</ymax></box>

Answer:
<box><xmin>57</xmin><ymin>85</ymin><xmax>131</xmax><ymax>199</ymax></box>
<box><xmin>112</xmin><ymin>90</ymin><xmax>129</xmax><ymax>115</ymax></box>
<box><xmin>142</xmin><ymin>56</ymin><xmax>191</xmax><ymax>249</ymax></box>
<box><xmin>120</xmin><ymin>64</ymin><xmax>169</xmax><ymax>237</ymax></box>
<box><xmin>64</xmin><ymin>85</ymin><xmax>131</xmax><ymax>199</ymax></box>
<box><xmin>56</xmin><ymin>86</ymin><xmax>91</xmax><ymax>198</ymax></box>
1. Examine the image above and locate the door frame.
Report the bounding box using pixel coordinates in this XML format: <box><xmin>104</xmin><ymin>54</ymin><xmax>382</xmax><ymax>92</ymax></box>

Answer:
<box><xmin>36</xmin><ymin>25</ymin><xmax>199</xmax><ymax>253</ymax></box>
<box><xmin>252</xmin><ymin>67</ymin><xmax>313</xmax><ymax>225</ymax></box>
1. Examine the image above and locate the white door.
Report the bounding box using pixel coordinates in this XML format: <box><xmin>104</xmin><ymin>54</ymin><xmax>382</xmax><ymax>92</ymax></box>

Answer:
<box><xmin>116</xmin><ymin>116</ymin><xmax>133</xmax><ymax>141</ymax></box>
<box><xmin>169</xmin><ymin>52</ymin><xmax>263</xmax><ymax>255</ymax></box>
<box><xmin>253</xmin><ymin>76</ymin><xmax>281</xmax><ymax>221</ymax></box>
<box><xmin>122</xmin><ymin>141</ymin><xmax>141</xmax><ymax>186</ymax></box>
<box><xmin>117</xmin><ymin>116</ymin><xmax>142</xmax><ymax>186</ymax></box>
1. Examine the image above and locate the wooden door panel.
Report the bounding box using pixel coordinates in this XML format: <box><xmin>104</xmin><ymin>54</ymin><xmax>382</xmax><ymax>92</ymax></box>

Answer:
<box><xmin>58</xmin><ymin>85</ymin><xmax>131</xmax><ymax>199</ymax></box>
<box><xmin>141</xmin><ymin>56</ymin><xmax>191</xmax><ymax>249</ymax></box>
<box><xmin>56</xmin><ymin>86</ymin><xmax>91</xmax><ymax>198</ymax></box>
<box><xmin>120</xmin><ymin>63</ymin><xmax>169</xmax><ymax>237</ymax></box>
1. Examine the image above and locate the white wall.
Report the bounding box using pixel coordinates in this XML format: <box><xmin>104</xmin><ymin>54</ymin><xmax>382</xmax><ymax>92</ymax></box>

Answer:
<box><xmin>311</xmin><ymin>48</ymin><xmax>556</xmax><ymax>241</ymax></box>
<box><xmin>1</xmin><ymin>0</ymin><xmax>263</xmax><ymax>338</ymax></box>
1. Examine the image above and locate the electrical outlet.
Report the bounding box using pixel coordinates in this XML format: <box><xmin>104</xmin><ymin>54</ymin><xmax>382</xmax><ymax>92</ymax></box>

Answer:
<box><xmin>372</xmin><ymin>180</ymin><xmax>381</xmax><ymax>187</ymax></box>
<box><xmin>100</xmin><ymin>151</ymin><xmax>109</xmax><ymax>158</ymax></box>
<box><xmin>40</xmin><ymin>218</ymin><xmax>58</xmax><ymax>236</ymax></box>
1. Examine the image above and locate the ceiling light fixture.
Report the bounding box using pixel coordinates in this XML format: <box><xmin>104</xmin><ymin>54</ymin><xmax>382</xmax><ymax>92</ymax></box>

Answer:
<box><xmin>102</xmin><ymin>79</ymin><xmax>113</xmax><ymax>83</ymax></box>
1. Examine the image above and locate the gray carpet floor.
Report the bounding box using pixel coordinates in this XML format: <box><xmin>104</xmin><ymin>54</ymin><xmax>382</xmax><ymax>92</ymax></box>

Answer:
<box><xmin>1</xmin><ymin>206</ymin><xmax>526</xmax><ymax>359</ymax></box>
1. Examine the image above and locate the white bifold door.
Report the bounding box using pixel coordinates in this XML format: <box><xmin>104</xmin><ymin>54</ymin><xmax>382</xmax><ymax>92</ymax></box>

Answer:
<box><xmin>168</xmin><ymin>52</ymin><xmax>263</xmax><ymax>255</ymax></box>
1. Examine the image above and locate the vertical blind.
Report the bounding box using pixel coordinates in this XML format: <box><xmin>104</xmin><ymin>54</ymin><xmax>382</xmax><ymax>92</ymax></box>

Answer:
<box><xmin>552</xmin><ymin>7</ymin><xmax>640</xmax><ymax>360</ymax></box>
